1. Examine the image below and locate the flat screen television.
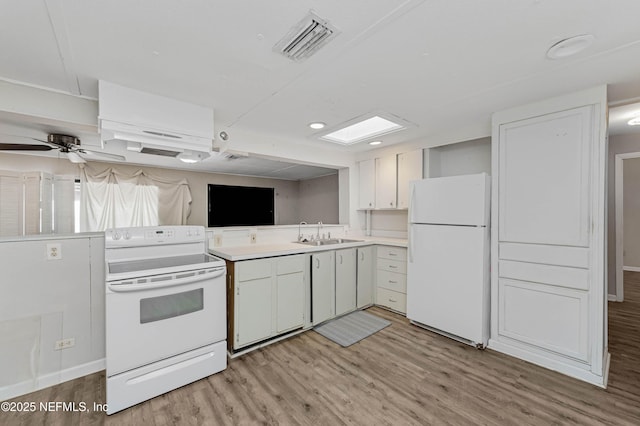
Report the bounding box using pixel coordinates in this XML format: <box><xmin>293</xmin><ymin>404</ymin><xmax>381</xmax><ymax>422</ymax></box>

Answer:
<box><xmin>208</xmin><ymin>184</ymin><xmax>275</xmax><ymax>227</ymax></box>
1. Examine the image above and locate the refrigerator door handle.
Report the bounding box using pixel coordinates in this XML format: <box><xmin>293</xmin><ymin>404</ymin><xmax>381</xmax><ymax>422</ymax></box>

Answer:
<box><xmin>409</xmin><ymin>225</ymin><xmax>414</xmax><ymax>264</ymax></box>
<box><xmin>408</xmin><ymin>182</ymin><xmax>416</xmax><ymax>224</ymax></box>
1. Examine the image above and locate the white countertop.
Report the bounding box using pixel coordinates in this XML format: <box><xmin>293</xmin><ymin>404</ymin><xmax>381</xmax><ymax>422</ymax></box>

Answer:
<box><xmin>208</xmin><ymin>236</ymin><xmax>407</xmax><ymax>261</ymax></box>
<box><xmin>0</xmin><ymin>232</ymin><xmax>105</xmax><ymax>243</ymax></box>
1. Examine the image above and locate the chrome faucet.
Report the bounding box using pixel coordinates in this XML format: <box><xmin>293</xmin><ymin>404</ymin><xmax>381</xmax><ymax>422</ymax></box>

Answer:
<box><xmin>298</xmin><ymin>221</ymin><xmax>307</xmax><ymax>241</ymax></box>
<box><xmin>317</xmin><ymin>221</ymin><xmax>323</xmax><ymax>240</ymax></box>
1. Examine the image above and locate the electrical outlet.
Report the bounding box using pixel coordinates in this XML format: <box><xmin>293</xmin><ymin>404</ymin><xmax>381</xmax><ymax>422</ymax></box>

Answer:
<box><xmin>46</xmin><ymin>243</ymin><xmax>62</xmax><ymax>260</ymax></box>
<box><xmin>214</xmin><ymin>235</ymin><xmax>223</xmax><ymax>247</ymax></box>
<box><xmin>250</xmin><ymin>233</ymin><xmax>257</xmax><ymax>244</ymax></box>
<box><xmin>54</xmin><ymin>338</ymin><xmax>75</xmax><ymax>350</ymax></box>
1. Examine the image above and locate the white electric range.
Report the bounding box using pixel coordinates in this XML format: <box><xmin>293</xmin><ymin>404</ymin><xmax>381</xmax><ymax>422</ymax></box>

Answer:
<box><xmin>104</xmin><ymin>225</ymin><xmax>227</xmax><ymax>415</ymax></box>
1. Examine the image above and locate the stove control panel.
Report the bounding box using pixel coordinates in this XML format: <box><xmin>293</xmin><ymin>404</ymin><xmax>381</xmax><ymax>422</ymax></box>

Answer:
<box><xmin>105</xmin><ymin>226</ymin><xmax>205</xmax><ymax>248</ymax></box>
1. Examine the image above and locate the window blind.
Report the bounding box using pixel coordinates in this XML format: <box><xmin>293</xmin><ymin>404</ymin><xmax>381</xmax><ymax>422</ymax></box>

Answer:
<box><xmin>0</xmin><ymin>171</ymin><xmax>23</xmax><ymax>237</ymax></box>
<box><xmin>53</xmin><ymin>175</ymin><xmax>75</xmax><ymax>234</ymax></box>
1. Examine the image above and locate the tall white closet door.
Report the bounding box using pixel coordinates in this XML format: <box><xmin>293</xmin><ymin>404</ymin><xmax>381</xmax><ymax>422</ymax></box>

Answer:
<box><xmin>491</xmin><ymin>86</ymin><xmax>608</xmax><ymax>387</ymax></box>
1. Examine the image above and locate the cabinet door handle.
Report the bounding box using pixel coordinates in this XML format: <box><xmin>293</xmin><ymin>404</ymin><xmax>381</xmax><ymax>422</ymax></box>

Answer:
<box><xmin>339</xmin><ymin>254</ymin><xmax>343</xmax><ymax>264</ymax></box>
<box><xmin>389</xmin><ymin>265</ymin><xmax>397</xmax><ymax>269</ymax></box>
<box><xmin>389</xmin><ymin>280</ymin><xmax>397</xmax><ymax>284</ymax></box>
<box><xmin>360</xmin><ymin>252</ymin><xmax>364</xmax><ymax>261</ymax></box>
<box><xmin>389</xmin><ymin>297</ymin><xmax>397</xmax><ymax>303</ymax></box>
<box><xmin>389</xmin><ymin>253</ymin><xmax>397</xmax><ymax>257</ymax></box>
<box><xmin>316</xmin><ymin>258</ymin><xmax>320</xmax><ymax>269</ymax></box>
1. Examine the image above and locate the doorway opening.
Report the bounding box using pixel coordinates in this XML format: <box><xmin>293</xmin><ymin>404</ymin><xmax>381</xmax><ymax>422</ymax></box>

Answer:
<box><xmin>614</xmin><ymin>152</ymin><xmax>640</xmax><ymax>302</ymax></box>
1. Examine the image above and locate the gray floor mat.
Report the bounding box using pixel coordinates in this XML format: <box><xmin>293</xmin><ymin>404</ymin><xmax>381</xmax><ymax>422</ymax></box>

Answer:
<box><xmin>314</xmin><ymin>310</ymin><xmax>391</xmax><ymax>347</ymax></box>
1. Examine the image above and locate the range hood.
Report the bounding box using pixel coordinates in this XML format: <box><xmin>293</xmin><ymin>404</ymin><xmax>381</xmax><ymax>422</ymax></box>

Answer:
<box><xmin>98</xmin><ymin>81</ymin><xmax>214</xmax><ymax>159</ymax></box>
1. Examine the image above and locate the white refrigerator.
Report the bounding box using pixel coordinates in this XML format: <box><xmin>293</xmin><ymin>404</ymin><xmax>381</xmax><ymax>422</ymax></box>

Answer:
<box><xmin>406</xmin><ymin>173</ymin><xmax>490</xmax><ymax>348</ymax></box>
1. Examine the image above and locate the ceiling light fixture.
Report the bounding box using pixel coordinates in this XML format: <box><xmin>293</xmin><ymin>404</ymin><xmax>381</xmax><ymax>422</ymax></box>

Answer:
<box><xmin>628</xmin><ymin>116</ymin><xmax>640</xmax><ymax>126</ymax></box>
<box><xmin>320</xmin><ymin>115</ymin><xmax>405</xmax><ymax>145</ymax></box>
<box><xmin>369</xmin><ymin>141</ymin><xmax>382</xmax><ymax>146</ymax></box>
<box><xmin>546</xmin><ymin>34</ymin><xmax>595</xmax><ymax>59</ymax></box>
<box><xmin>177</xmin><ymin>150</ymin><xmax>210</xmax><ymax>163</ymax></box>
<box><xmin>309</xmin><ymin>122</ymin><xmax>326</xmax><ymax>130</ymax></box>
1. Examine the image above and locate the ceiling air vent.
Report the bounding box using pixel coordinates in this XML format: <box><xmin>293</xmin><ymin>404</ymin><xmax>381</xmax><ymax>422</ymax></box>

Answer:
<box><xmin>274</xmin><ymin>11</ymin><xmax>339</xmax><ymax>62</ymax></box>
<box><xmin>139</xmin><ymin>147</ymin><xmax>180</xmax><ymax>158</ymax></box>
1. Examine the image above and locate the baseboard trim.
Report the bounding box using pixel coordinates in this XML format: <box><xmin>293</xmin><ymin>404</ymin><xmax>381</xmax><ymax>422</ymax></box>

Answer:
<box><xmin>623</xmin><ymin>266</ymin><xmax>640</xmax><ymax>272</ymax></box>
<box><xmin>0</xmin><ymin>358</ymin><xmax>105</xmax><ymax>401</ymax></box>
<box><xmin>488</xmin><ymin>339</ymin><xmax>606</xmax><ymax>388</ymax></box>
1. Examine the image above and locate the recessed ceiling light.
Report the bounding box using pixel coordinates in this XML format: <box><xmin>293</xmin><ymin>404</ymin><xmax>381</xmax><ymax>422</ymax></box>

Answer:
<box><xmin>369</xmin><ymin>141</ymin><xmax>382</xmax><ymax>146</ymax></box>
<box><xmin>546</xmin><ymin>34</ymin><xmax>595</xmax><ymax>59</ymax></box>
<box><xmin>629</xmin><ymin>116</ymin><xmax>640</xmax><ymax>126</ymax></box>
<box><xmin>321</xmin><ymin>116</ymin><xmax>405</xmax><ymax>145</ymax></box>
<box><xmin>309</xmin><ymin>122</ymin><xmax>326</xmax><ymax>130</ymax></box>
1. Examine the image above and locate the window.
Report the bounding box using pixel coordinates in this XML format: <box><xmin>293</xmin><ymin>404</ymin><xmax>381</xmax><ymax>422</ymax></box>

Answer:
<box><xmin>0</xmin><ymin>171</ymin><xmax>73</xmax><ymax>237</ymax></box>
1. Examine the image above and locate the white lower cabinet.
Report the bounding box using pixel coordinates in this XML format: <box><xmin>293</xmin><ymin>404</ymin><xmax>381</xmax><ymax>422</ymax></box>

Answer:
<box><xmin>375</xmin><ymin>246</ymin><xmax>407</xmax><ymax>314</ymax></box>
<box><xmin>357</xmin><ymin>246</ymin><xmax>375</xmax><ymax>308</ymax></box>
<box><xmin>236</xmin><ymin>277</ymin><xmax>272</xmax><ymax>348</ymax></box>
<box><xmin>229</xmin><ymin>243</ymin><xmax>409</xmax><ymax>352</ymax></box>
<box><xmin>312</xmin><ymin>251</ymin><xmax>335</xmax><ymax>325</ymax></box>
<box><xmin>276</xmin><ymin>270</ymin><xmax>304</xmax><ymax>333</ymax></box>
<box><xmin>231</xmin><ymin>255</ymin><xmax>305</xmax><ymax>350</ymax></box>
<box><xmin>335</xmin><ymin>248</ymin><xmax>357</xmax><ymax>316</ymax></box>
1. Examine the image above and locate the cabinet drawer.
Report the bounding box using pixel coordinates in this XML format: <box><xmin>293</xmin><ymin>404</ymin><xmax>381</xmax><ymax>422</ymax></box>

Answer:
<box><xmin>276</xmin><ymin>254</ymin><xmax>305</xmax><ymax>275</ymax></box>
<box><xmin>376</xmin><ymin>270</ymin><xmax>407</xmax><ymax>293</ymax></box>
<box><xmin>377</xmin><ymin>246</ymin><xmax>407</xmax><ymax>261</ymax></box>
<box><xmin>377</xmin><ymin>258</ymin><xmax>406</xmax><ymax>274</ymax></box>
<box><xmin>237</xmin><ymin>258</ymin><xmax>272</xmax><ymax>282</ymax></box>
<box><xmin>376</xmin><ymin>287</ymin><xmax>406</xmax><ymax>314</ymax></box>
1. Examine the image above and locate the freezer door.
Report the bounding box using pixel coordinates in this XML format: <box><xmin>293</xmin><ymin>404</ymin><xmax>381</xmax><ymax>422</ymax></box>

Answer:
<box><xmin>407</xmin><ymin>224</ymin><xmax>490</xmax><ymax>345</ymax></box>
<box><xmin>409</xmin><ymin>173</ymin><xmax>490</xmax><ymax>226</ymax></box>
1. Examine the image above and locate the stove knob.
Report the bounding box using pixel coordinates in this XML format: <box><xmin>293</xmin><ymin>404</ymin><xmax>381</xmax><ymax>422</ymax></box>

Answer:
<box><xmin>186</xmin><ymin>230</ymin><xmax>192</xmax><ymax>237</ymax></box>
<box><xmin>124</xmin><ymin>232</ymin><xmax>131</xmax><ymax>240</ymax></box>
<box><xmin>113</xmin><ymin>232</ymin><xmax>121</xmax><ymax>240</ymax></box>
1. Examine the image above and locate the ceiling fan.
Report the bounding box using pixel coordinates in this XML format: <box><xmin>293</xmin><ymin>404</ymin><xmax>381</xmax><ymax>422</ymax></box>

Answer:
<box><xmin>0</xmin><ymin>133</ymin><xmax>126</xmax><ymax>163</ymax></box>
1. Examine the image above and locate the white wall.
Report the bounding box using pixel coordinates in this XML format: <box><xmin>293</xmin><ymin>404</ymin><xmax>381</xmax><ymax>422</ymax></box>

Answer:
<box><xmin>298</xmin><ymin>173</ymin><xmax>339</xmax><ymax>224</ymax></box>
<box><xmin>624</xmin><ymin>157</ymin><xmax>640</xmax><ymax>268</ymax></box>
<box><xmin>607</xmin><ymin>134</ymin><xmax>640</xmax><ymax>295</ymax></box>
<box><xmin>0</xmin><ymin>234</ymin><xmax>104</xmax><ymax>400</ymax></box>
<box><xmin>427</xmin><ymin>137</ymin><xmax>491</xmax><ymax>178</ymax></box>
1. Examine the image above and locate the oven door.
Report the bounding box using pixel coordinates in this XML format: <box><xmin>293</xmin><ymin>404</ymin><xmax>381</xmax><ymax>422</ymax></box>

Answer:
<box><xmin>106</xmin><ymin>266</ymin><xmax>226</xmax><ymax>376</ymax></box>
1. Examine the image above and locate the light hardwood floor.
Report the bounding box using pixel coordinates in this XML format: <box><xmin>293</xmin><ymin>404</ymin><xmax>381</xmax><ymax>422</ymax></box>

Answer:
<box><xmin>3</xmin><ymin>273</ymin><xmax>640</xmax><ymax>425</ymax></box>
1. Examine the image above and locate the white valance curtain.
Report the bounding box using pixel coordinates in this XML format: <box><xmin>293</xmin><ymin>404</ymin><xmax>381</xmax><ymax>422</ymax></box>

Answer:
<box><xmin>79</xmin><ymin>165</ymin><xmax>192</xmax><ymax>232</ymax></box>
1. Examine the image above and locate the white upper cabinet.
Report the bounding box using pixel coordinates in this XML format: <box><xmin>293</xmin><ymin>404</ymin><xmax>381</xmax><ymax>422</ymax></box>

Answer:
<box><xmin>375</xmin><ymin>154</ymin><xmax>397</xmax><ymax>208</ymax></box>
<box><xmin>358</xmin><ymin>159</ymin><xmax>376</xmax><ymax>209</ymax></box>
<box><xmin>397</xmin><ymin>149</ymin><xmax>423</xmax><ymax>209</ymax></box>
<box><xmin>359</xmin><ymin>149</ymin><xmax>422</xmax><ymax>210</ymax></box>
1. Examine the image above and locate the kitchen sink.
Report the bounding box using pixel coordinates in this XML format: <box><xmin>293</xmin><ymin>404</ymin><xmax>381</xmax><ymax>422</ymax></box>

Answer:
<box><xmin>295</xmin><ymin>238</ymin><xmax>363</xmax><ymax>246</ymax></box>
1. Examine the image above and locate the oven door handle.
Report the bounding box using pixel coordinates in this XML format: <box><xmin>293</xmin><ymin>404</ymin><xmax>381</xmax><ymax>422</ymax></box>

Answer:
<box><xmin>108</xmin><ymin>267</ymin><xmax>225</xmax><ymax>292</ymax></box>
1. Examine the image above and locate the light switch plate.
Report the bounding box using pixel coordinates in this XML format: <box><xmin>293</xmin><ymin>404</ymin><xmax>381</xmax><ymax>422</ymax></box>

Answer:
<box><xmin>46</xmin><ymin>243</ymin><xmax>62</xmax><ymax>260</ymax></box>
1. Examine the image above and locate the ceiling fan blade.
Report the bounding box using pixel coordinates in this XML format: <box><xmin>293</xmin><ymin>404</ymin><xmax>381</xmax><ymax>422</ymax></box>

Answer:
<box><xmin>66</xmin><ymin>152</ymin><xmax>86</xmax><ymax>164</ymax></box>
<box><xmin>0</xmin><ymin>143</ymin><xmax>54</xmax><ymax>151</ymax></box>
<box><xmin>31</xmin><ymin>137</ymin><xmax>65</xmax><ymax>149</ymax></box>
<box><xmin>80</xmin><ymin>149</ymin><xmax>126</xmax><ymax>162</ymax></box>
